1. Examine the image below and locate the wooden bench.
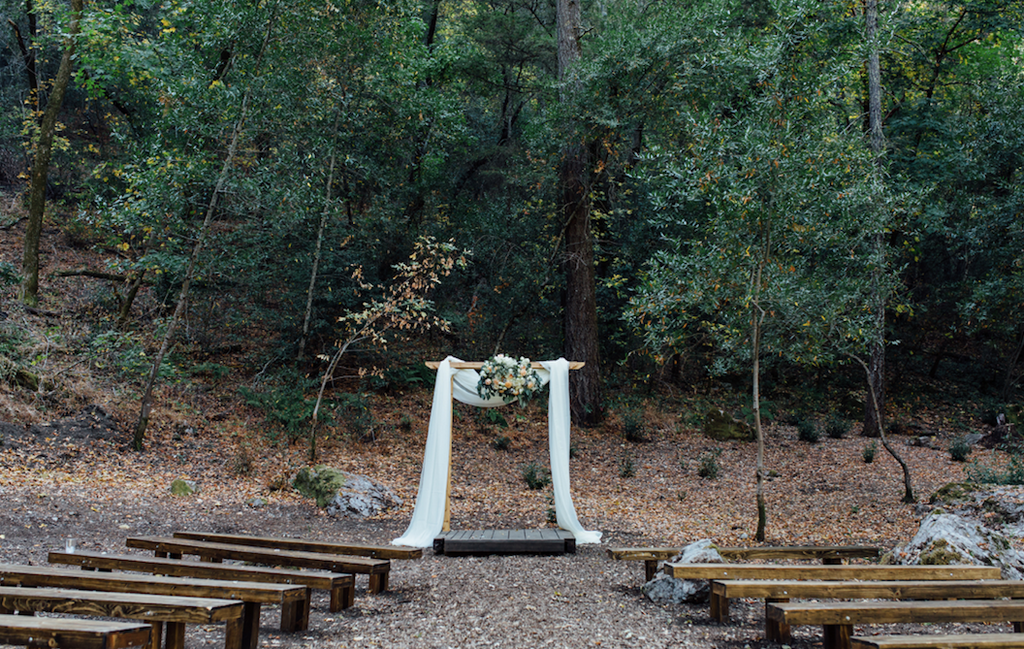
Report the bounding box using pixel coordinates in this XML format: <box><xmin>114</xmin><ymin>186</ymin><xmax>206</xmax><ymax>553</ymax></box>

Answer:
<box><xmin>664</xmin><ymin>563</ymin><xmax>1002</xmax><ymax>582</ymax></box>
<box><xmin>0</xmin><ymin>586</ymin><xmax>243</xmax><ymax>649</ymax></box>
<box><xmin>609</xmin><ymin>545</ymin><xmax>882</xmax><ymax>581</ymax></box>
<box><xmin>766</xmin><ymin>600</ymin><xmax>1024</xmax><ymax>649</ymax></box>
<box><xmin>172</xmin><ymin>531</ymin><xmax>423</xmax><ymax>561</ymax></box>
<box><xmin>50</xmin><ymin>550</ymin><xmax>355</xmax><ymax>614</ymax></box>
<box><xmin>0</xmin><ymin>563</ymin><xmax>307</xmax><ymax>649</ymax></box>
<box><xmin>851</xmin><ymin>633</ymin><xmax>1024</xmax><ymax>648</ymax></box>
<box><xmin>0</xmin><ymin>613</ymin><xmax>152</xmax><ymax>649</ymax></box>
<box><xmin>126</xmin><ymin>535</ymin><xmax>391</xmax><ymax>594</ymax></box>
<box><xmin>710</xmin><ymin>578</ymin><xmax>1019</xmax><ymax>622</ymax></box>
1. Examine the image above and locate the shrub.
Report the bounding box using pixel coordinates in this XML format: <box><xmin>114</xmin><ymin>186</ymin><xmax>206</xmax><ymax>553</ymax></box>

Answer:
<box><xmin>966</xmin><ymin>456</ymin><xmax>1024</xmax><ymax>485</ymax></box>
<box><xmin>492</xmin><ymin>435</ymin><xmax>511</xmax><ymax>451</ymax></box>
<box><xmin>863</xmin><ymin>442</ymin><xmax>878</xmax><ymax>463</ymax></box>
<box><xmin>619</xmin><ymin>456</ymin><xmax>636</xmax><ymax>478</ymax></box>
<box><xmin>621</xmin><ymin>409</ymin><xmax>647</xmax><ymax>443</ymax></box>
<box><xmin>697</xmin><ymin>448</ymin><xmax>723</xmax><ymax>479</ymax></box>
<box><xmin>825</xmin><ymin>413</ymin><xmax>850</xmax><ymax>439</ymax></box>
<box><xmin>521</xmin><ymin>462</ymin><xmax>551</xmax><ymax>490</ymax></box>
<box><xmin>797</xmin><ymin>419</ymin><xmax>819</xmax><ymax>443</ymax></box>
<box><xmin>949</xmin><ymin>436</ymin><xmax>972</xmax><ymax>462</ymax></box>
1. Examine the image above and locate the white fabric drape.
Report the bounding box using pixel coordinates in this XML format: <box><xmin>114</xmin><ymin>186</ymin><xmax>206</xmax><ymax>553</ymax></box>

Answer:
<box><xmin>392</xmin><ymin>356</ymin><xmax>602</xmax><ymax>547</ymax></box>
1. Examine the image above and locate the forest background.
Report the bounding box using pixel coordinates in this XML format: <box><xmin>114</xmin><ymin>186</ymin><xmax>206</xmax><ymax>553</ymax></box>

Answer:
<box><xmin>0</xmin><ymin>0</ymin><xmax>1022</xmax><ymax>535</ymax></box>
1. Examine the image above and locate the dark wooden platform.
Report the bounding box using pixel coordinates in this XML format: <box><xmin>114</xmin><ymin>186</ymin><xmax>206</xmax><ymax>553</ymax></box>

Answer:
<box><xmin>434</xmin><ymin>530</ymin><xmax>576</xmax><ymax>556</ymax></box>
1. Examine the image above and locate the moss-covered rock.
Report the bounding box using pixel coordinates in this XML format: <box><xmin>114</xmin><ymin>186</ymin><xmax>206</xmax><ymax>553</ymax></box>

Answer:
<box><xmin>292</xmin><ymin>465</ymin><xmax>347</xmax><ymax>508</ymax></box>
<box><xmin>918</xmin><ymin>538</ymin><xmax>966</xmax><ymax>565</ymax></box>
<box><xmin>703</xmin><ymin>409</ymin><xmax>753</xmax><ymax>442</ymax></box>
<box><xmin>169</xmin><ymin>478</ymin><xmax>196</xmax><ymax>497</ymax></box>
<box><xmin>929</xmin><ymin>482</ymin><xmax>976</xmax><ymax>506</ymax></box>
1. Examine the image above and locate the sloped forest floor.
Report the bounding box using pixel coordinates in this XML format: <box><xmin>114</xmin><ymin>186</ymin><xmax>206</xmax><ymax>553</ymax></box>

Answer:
<box><xmin>1</xmin><ymin>217</ymin><xmax>1021</xmax><ymax>648</ymax></box>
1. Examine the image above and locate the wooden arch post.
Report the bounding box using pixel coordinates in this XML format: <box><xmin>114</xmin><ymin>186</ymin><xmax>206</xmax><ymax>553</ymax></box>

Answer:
<box><xmin>424</xmin><ymin>360</ymin><xmax>584</xmax><ymax>532</ymax></box>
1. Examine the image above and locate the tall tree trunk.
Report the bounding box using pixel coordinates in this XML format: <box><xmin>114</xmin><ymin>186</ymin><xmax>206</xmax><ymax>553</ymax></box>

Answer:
<box><xmin>862</xmin><ymin>0</ymin><xmax>886</xmax><ymax>438</ymax></box>
<box><xmin>557</xmin><ymin>0</ymin><xmax>602</xmax><ymax>425</ymax></box>
<box><xmin>18</xmin><ymin>0</ymin><xmax>82</xmax><ymax>307</ymax></box>
<box><xmin>133</xmin><ymin>8</ymin><xmax>277</xmax><ymax>449</ymax></box>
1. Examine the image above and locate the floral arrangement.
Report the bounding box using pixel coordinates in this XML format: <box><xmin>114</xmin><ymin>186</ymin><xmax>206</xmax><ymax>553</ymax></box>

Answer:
<box><xmin>477</xmin><ymin>354</ymin><xmax>543</xmax><ymax>407</ymax></box>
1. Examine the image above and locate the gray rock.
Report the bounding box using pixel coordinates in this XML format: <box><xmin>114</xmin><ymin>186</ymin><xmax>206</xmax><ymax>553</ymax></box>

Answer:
<box><xmin>887</xmin><ymin>511</ymin><xmax>1024</xmax><ymax>579</ymax></box>
<box><xmin>642</xmin><ymin>539</ymin><xmax>724</xmax><ymax>605</ymax></box>
<box><xmin>292</xmin><ymin>465</ymin><xmax>402</xmax><ymax>518</ymax></box>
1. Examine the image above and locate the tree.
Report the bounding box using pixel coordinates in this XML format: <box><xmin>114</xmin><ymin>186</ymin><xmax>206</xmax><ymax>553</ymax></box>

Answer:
<box><xmin>19</xmin><ymin>0</ymin><xmax>83</xmax><ymax>306</ymax></box>
<box><xmin>627</xmin><ymin>0</ymin><xmax>884</xmax><ymax>539</ymax></box>
<box><xmin>556</xmin><ymin>0</ymin><xmax>602</xmax><ymax>424</ymax></box>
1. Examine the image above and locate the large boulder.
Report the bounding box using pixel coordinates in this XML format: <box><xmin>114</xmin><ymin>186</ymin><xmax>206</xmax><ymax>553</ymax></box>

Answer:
<box><xmin>292</xmin><ymin>465</ymin><xmax>402</xmax><ymax>518</ymax></box>
<box><xmin>642</xmin><ymin>539</ymin><xmax>724</xmax><ymax>605</ymax></box>
<box><xmin>886</xmin><ymin>510</ymin><xmax>1024</xmax><ymax>579</ymax></box>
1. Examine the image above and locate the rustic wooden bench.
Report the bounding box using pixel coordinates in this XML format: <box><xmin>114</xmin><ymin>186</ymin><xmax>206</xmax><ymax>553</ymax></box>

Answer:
<box><xmin>172</xmin><ymin>531</ymin><xmax>423</xmax><ymax>561</ymax></box>
<box><xmin>851</xmin><ymin>633</ymin><xmax>1024</xmax><ymax>649</ymax></box>
<box><xmin>0</xmin><ymin>585</ymin><xmax>243</xmax><ymax>649</ymax></box>
<box><xmin>609</xmin><ymin>545</ymin><xmax>882</xmax><ymax>581</ymax></box>
<box><xmin>50</xmin><ymin>550</ymin><xmax>355</xmax><ymax>614</ymax></box>
<box><xmin>0</xmin><ymin>613</ymin><xmax>152</xmax><ymax>649</ymax></box>
<box><xmin>126</xmin><ymin>535</ymin><xmax>391</xmax><ymax>594</ymax></box>
<box><xmin>851</xmin><ymin>630</ymin><xmax>1024</xmax><ymax>646</ymax></box>
<box><xmin>664</xmin><ymin>563</ymin><xmax>1002</xmax><ymax>582</ymax></box>
<box><xmin>766</xmin><ymin>600</ymin><xmax>1024</xmax><ymax>649</ymax></box>
<box><xmin>0</xmin><ymin>563</ymin><xmax>306</xmax><ymax>649</ymax></box>
<box><xmin>710</xmin><ymin>578</ymin><xmax>1018</xmax><ymax>622</ymax></box>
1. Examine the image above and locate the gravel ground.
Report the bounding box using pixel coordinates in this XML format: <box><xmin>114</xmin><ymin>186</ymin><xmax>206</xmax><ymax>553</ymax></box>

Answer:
<box><xmin>0</xmin><ymin>414</ymin><xmax>1015</xmax><ymax>648</ymax></box>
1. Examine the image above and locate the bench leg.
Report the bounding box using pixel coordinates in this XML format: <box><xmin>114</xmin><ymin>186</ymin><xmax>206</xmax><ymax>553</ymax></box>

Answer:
<box><xmin>710</xmin><ymin>592</ymin><xmax>729</xmax><ymax>622</ymax></box>
<box><xmin>765</xmin><ymin>602</ymin><xmax>792</xmax><ymax>644</ymax></box>
<box><xmin>822</xmin><ymin>624</ymin><xmax>853</xmax><ymax>649</ymax></box>
<box><xmin>330</xmin><ymin>584</ymin><xmax>354</xmax><ymax>612</ymax></box>
<box><xmin>1015</xmin><ymin>621</ymin><xmax>1024</xmax><ymax>633</ymax></box>
<box><xmin>645</xmin><ymin>560</ymin><xmax>659</xmax><ymax>582</ymax></box>
<box><xmin>164</xmin><ymin>622</ymin><xmax>186</xmax><ymax>649</ymax></box>
<box><xmin>150</xmin><ymin>621</ymin><xmax>164</xmax><ymax>649</ymax></box>
<box><xmin>241</xmin><ymin>602</ymin><xmax>262</xmax><ymax>649</ymax></box>
<box><xmin>280</xmin><ymin>596</ymin><xmax>307</xmax><ymax>633</ymax></box>
<box><xmin>369</xmin><ymin>572</ymin><xmax>388</xmax><ymax>594</ymax></box>
<box><xmin>224</xmin><ymin>616</ymin><xmax>245</xmax><ymax>649</ymax></box>
<box><xmin>823</xmin><ymin>557</ymin><xmax>843</xmax><ymax>565</ymax></box>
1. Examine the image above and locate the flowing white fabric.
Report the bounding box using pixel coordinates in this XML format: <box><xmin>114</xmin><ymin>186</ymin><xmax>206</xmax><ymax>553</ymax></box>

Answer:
<box><xmin>392</xmin><ymin>356</ymin><xmax>602</xmax><ymax>547</ymax></box>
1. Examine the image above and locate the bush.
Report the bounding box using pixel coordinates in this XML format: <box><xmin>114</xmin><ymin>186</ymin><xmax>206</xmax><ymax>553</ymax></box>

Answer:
<box><xmin>619</xmin><ymin>456</ymin><xmax>636</xmax><ymax>478</ymax></box>
<box><xmin>825</xmin><ymin>413</ymin><xmax>850</xmax><ymax>439</ymax></box>
<box><xmin>797</xmin><ymin>419</ymin><xmax>819</xmax><ymax>443</ymax></box>
<box><xmin>621</xmin><ymin>409</ymin><xmax>647</xmax><ymax>443</ymax></box>
<box><xmin>521</xmin><ymin>462</ymin><xmax>551</xmax><ymax>490</ymax></box>
<box><xmin>697</xmin><ymin>448</ymin><xmax>722</xmax><ymax>479</ymax></box>
<box><xmin>949</xmin><ymin>436</ymin><xmax>972</xmax><ymax>462</ymax></box>
<box><xmin>492</xmin><ymin>435</ymin><xmax>512</xmax><ymax>451</ymax></box>
<box><xmin>863</xmin><ymin>442</ymin><xmax>878</xmax><ymax>463</ymax></box>
<box><xmin>966</xmin><ymin>456</ymin><xmax>1024</xmax><ymax>485</ymax></box>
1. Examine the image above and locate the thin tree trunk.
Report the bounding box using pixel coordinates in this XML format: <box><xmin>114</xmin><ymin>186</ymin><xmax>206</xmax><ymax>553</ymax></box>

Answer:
<box><xmin>557</xmin><ymin>0</ymin><xmax>602</xmax><ymax>425</ymax></box>
<box><xmin>18</xmin><ymin>0</ymin><xmax>82</xmax><ymax>307</ymax></box>
<box><xmin>855</xmin><ymin>355</ymin><xmax>914</xmax><ymax>502</ymax></box>
<box><xmin>862</xmin><ymin>0</ymin><xmax>887</xmax><ymax>438</ymax></box>
<box><xmin>133</xmin><ymin>8</ymin><xmax>278</xmax><ymax>449</ymax></box>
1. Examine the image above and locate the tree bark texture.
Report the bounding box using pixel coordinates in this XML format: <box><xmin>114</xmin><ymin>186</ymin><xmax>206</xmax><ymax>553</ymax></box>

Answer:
<box><xmin>862</xmin><ymin>0</ymin><xmax>887</xmax><ymax>438</ymax></box>
<box><xmin>557</xmin><ymin>0</ymin><xmax>602</xmax><ymax>425</ymax></box>
<box><xmin>19</xmin><ymin>0</ymin><xmax>83</xmax><ymax>307</ymax></box>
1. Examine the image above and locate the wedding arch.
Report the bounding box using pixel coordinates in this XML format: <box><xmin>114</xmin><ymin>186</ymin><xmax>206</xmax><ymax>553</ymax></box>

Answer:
<box><xmin>391</xmin><ymin>357</ymin><xmax>603</xmax><ymax>548</ymax></box>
